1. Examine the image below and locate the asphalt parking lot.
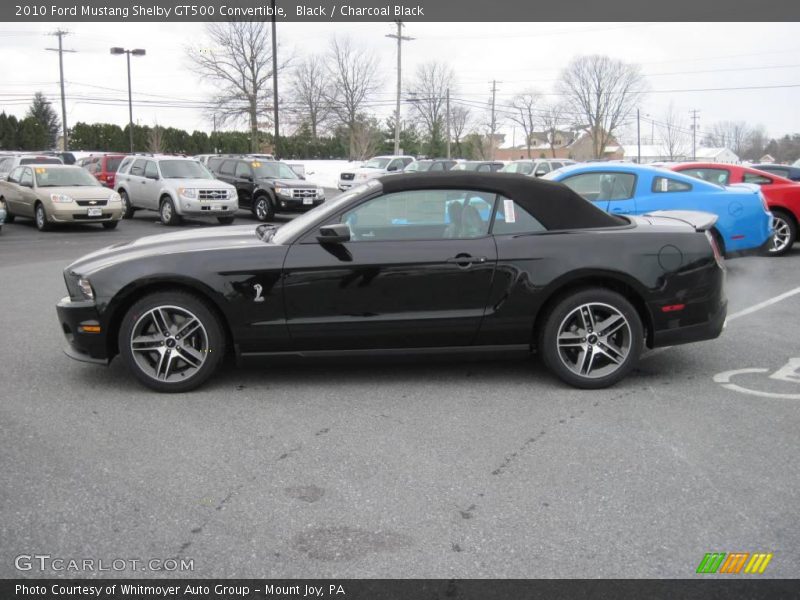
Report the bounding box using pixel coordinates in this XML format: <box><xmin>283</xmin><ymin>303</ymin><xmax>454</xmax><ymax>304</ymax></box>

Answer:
<box><xmin>1</xmin><ymin>203</ymin><xmax>799</xmax><ymax>579</ymax></box>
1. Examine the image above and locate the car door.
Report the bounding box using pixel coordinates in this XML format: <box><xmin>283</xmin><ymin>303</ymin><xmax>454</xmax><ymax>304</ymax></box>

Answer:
<box><xmin>16</xmin><ymin>167</ymin><xmax>38</xmax><ymax>217</ymax></box>
<box><xmin>282</xmin><ymin>188</ymin><xmax>499</xmax><ymax>351</ymax></box>
<box><xmin>126</xmin><ymin>159</ymin><xmax>148</xmax><ymax>206</ymax></box>
<box><xmin>140</xmin><ymin>160</ymin><xmax>162</xmax><ymax>209</ymax></box>
<box><xmin>233</xmin><ymin>160</ymin><xmax>254</xmax><ymax>208</ymax></box>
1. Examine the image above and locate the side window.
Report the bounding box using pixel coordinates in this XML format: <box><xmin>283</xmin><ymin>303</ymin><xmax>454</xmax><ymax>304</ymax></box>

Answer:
<box><xmin>19</xmin><ymin>168</ymin><xmax>33</xmax><ymax>187</ymax></box>
<box><xmin>562</xmin><ymin>172</ymin><xmax>636</xmax><ymax>202</ymax></box>
<box><xmin>492</xmin><ymin>196</ymin><xmax>547</xmax><ymax>235</ymax></box>
<box><xmin>117</xmin><ymin>157</ymin><xmax>133</xmax><ymax>174</ymax></box>
<box><xmin>680</xmin><ymin>168</ymin><xmax>730</xmax><ymax>186</ymax></box>
<box><xmin>7</xmin><ymin>166</ymin><xmax>22</xmax><ymax>183</ymax></box>
<box><xmin>401</xmin><ymin>157</ymin><xmax>414</xmax><ymax>167</ymax></box>
<box><xmin>652</xmin><ymin>177</ymin><xmax>692</xmax><ymax>193</ymax></box>
<box><xmin>430</xmin><ymin>162</ymin><xmax>444</xmax><ymax>172</ymax></box>
<box><xmin>387</xmin><ymin>159</ymin><xmax>403</xmax><ymax>172</ymax></box>
<box><xmin>340</xmin><ymin>189</ymin><xmax>494</xmax><ymax>241</ymax></box>
<box><xmin>144</xmin><ymin>161</ymin><xmax>159</xmax><ymax>179</ymax></box>
<box><xmin>533</xmin><ymin>162</ymin><xmax>551</xmax><ymax>176</ymax></box>
<box><xmin>129</xmin><ymin>159</ymin><xmax>146</xmax><ymax>177</ymax></box>
<box><xmin>220</xmin><ymin>160</ymin><xmax>236</xmax><ymax>176</ymax></box>
<box><xmin>743</xmin><ymin>172</ymin><xmax>772</xmax><ymax>185</ymax></box>
<box><xmin>235</xmin><ymin>161</ymin><xmax>253</xmax><ymax>179</ymax></box>
<box><xmin>477</xmin><ymin>164</ymin><xmax>492</xmax><ymax>172</ymax></box>
<box><xmin>207</xmin><ymin>157</ymin><xmax>223</xmax><ymax>172</ymax></box>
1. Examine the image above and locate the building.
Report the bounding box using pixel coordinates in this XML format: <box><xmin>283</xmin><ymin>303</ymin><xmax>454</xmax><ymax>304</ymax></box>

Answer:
<box><xmin>693</xmin><ymin>147</ymin><xmax>740</xmax><ymax>164</ymax></box>
<box><xmin>622</xmin><ymin>145</ymin><xmax>740</xmax><ymax>164</ymax></box>
<box><xmin>495</xmin><ymin>130</ymin><xmax>623</xmax><ymax>161</ymax></box>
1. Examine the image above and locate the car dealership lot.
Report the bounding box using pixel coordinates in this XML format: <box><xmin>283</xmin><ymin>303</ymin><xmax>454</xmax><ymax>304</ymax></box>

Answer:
<box><xmin>0</xmin><ymin>209</ymin><xmax>798</xmax><ymax>578</ymax></box>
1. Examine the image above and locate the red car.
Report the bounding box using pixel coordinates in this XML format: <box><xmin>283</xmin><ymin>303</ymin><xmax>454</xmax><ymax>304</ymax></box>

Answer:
<box><xmin>81</xmin><ymin>154</ymin><xmax>126</xmax><ymax>189</ymax></box>
<box><xmin>671</xmin><ymin>162</ymin><xmax>799</xmax><ymax>256</ymax></box>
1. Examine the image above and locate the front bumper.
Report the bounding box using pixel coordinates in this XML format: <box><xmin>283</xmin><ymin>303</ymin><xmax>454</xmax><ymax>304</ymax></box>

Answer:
<box><xmin>176</xmin><ymin>197</ymin><xmax>238</xmax><ymax>216</ymax></box>
<box><xmin>274</xmin><ymin>196</ymin><xmax>324</xmax><ymax>213</ymax></box>
<box><xmin>56</xmin><ymin>296</ymin><xmax>110</xmax><ymax>363</ymax></box>
<box><xmin>50</xmin><ymin>206</ymin><xmax>123</xmax><ymax>223</ymax></box>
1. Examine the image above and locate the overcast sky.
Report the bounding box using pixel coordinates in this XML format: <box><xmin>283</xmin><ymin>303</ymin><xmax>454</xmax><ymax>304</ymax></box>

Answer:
<box><xmin>1</xmin><ymin>21</ymin><xmax>799</xmax><ymax>146</ymax></box>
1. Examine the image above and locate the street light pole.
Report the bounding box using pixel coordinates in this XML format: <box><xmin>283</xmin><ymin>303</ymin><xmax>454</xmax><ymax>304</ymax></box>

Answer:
<box><xmin>110</xmin><ymin>47</ymin><xmax>146</xmax><ymax>153</ymax></box>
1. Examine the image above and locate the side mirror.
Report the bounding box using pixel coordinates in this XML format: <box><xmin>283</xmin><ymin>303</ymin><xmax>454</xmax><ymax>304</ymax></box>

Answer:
<box><xmin>317</xmin><ymin>223</ymin><xmax>351</xmax><ymax>244</ymax></box>
<box><xmin>20</xmin><ymin>180</ymin><xmax>32</xmax><ymax>188</ymax></box>
<box><xmin>387</xmin><ymin>165</ymin><xmax>398</xmax><ymax>172</ymax></box>
<box><xmin>534</xmin><ymin>169</ymin><xmax>547</xmax><ymax>177</ymax></box>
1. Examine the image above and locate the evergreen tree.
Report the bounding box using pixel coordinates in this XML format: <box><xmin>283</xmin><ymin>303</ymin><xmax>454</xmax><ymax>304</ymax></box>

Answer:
<box><xmin>26</xmin><ymin>92</ymin><xmax>60</xmax><ymax>149</ymax></box>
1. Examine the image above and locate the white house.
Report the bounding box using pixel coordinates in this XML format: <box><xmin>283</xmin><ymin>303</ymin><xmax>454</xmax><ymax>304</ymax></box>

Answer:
<box><xmin>693</xmin><ymin>147</ymin><xmax>740</xmax><ymax>164</ymax></box>
<box><xmin>621</xmin><ymin>144</ymin><xmax>687</xmax><ymax>163</ymax></box>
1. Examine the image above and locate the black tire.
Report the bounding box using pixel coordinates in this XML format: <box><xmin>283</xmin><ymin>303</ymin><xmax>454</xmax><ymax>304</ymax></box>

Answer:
<box><xmin>35</xmin><ymin>202</ymin><xmax>52</xmax><ymax>231</ymax></box>
<box><xmin>710</xmin><ymin>228</ymin><xmax>726</xmax><ymax>257</ymax></box>
<box><xmin>119</xmin><ymin>189</ymin><xmax>135</xmax><ymax>219</ymax></box>
<box><xmin>538</xmin><ymin>287</ymin><xmax>644</xmax><ymax>389</ymax></box>
<box><xmin>1</xmin><ymin>198</ymin><xmax>14</xmax><ymax>223</ymax></box>
<box><xmin>159</xmin><ymin>196</ymin><xmax>182</xmax><ymax>226</ymax></box>
<box><xmin>766</xmin><ymin>210</ymin><xmax>796</xmax><ymax>257</ymax></box>
<box><xmin>102</xmin><ymin>220</ymin><xmax>119</xmax><ymax>230</ymax></box>
<box><xmin>252</xmin><ymin>194</ymin><xmax>275</xmax><ymax>222</ymax></box>
<box><xmin>118</xmin><ymin>291</ymin><xmax>226</xmax><ymax>393</ymax></box>
<box><xmin>217</xmin><ymin>216</ymin><xmax>235</xmax><ymax>225</ymax></box>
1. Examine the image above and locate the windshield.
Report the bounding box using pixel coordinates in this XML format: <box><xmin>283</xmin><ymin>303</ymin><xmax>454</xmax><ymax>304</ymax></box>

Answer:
<box><xmin>21</xmin><ymin>157</ymin><xmax>62</xmax><ymax>166</ymax></box>
<box><xmin>253</xmin><ymin>161</ymin><xmax>299</xmax><ymax>180</ymax></box>
<box><xmin>363</xmin><ymin>158</ymin><xmax>391</xmax><ymax>169</ymax></box>
<box><xmin>405</xmin><ymin>161</ymin><xmax>431</xmax><ymax>172</ymax></box>
<box><xmin>106</xmin><ymin>157</ymin><xmax>123</xmax><ymax>171</ymax></box>
<box><xmin>271</xmin><ymin>181</ymin><xmax>381</xmax><ymax>245</ymax></box>
<box><xmin>501</xmin><ymin>162</ymin><xmax>534</xmax><ymax>175</ymax></box>
<box><xmin>34</xmin><ymin>167</ymin><xmax>100</xmax><ymax>187</ymax></box>
<box><xmin>159</xmin><ymin>160</ymin><xmax>213</xmax><ymax>179</ymax></box>
<box><xmin>452</xmin><ymin>162</ymin><xmax>480</xmax><ymax>171</ymax></box>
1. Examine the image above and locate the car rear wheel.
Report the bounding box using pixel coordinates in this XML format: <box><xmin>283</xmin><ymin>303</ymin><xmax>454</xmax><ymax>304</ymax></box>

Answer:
<box><xmin>252</xmin><ymin>195</ymin><xmax>274</xmax><ymax>222</ymax></box>
<box><xmin>538</xmin><ymin>288</ymin><xmax>643</xmax><ymax>389</ymax></box>
<box><xmin>217</xmin><ymin>216</ymin><xmax>235</xmax><ymax>225</ymax></box>
<box><xmin>767</xmin><ymin>211</ymin><xmax>796</xmax><ymax>256</ymax></box>
<box><xmin>119</xmin><ymin>291</ymin><xmax>225</xmax><ymax>393</ymax></box>
<box><xmin>35</xmin><ymin>203</ymin><xmax>52</xmax><ymax>231</ymax></box>
<box><xmin>1</xmin><ymin>197</ymin><xmax>13</xmax><ymax>223</ymax></box>
<box><xmin>120</xmin><ymin>190</ymin><xmax>135</xmax><ymax>219</ymax></box>
<box><xmin>160</xmin><ymin>197</ymin><xmax>182</xmax><ymax>226</ymax></box>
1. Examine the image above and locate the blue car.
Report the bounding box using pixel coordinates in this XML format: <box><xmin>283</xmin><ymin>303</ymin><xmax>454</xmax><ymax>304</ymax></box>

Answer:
<box><xmin>544</xmin><ymin>164</ymin><xmax>772</xmax><ymax>254</ymax></box>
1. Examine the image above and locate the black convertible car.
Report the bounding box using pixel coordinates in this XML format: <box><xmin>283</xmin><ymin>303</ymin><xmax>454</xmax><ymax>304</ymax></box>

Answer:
<box><xmin>56</xmin><ymin>172</ymin><xmax>727</xmax><ymax>393</ymax></box>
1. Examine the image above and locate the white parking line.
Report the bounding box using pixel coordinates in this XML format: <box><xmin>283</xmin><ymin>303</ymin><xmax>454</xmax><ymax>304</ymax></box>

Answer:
<box><xmin>642</xmin><ymin>285</ymin><xmax>800</xmax><ymax>360</ymax></box>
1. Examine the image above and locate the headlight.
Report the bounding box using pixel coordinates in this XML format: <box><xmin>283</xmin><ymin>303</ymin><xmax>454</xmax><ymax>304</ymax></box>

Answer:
<box><xmin>316</xmin><ymin>187</ymin><xmax>325</xmax><ymax>198</ymax></box>
<box><xmin>51</xmin><ymin>193</ymin><xmax>74</xmax><ymax>204</ymax></box>
<box><xmin>108</xmin><ymin>192</ymin><xmax>121</xmax><ymax>203</ymax></box>
<box><xmin>77</xmin><ymin>277</ymin><xmax>94</xmax><ymax>301</ymax></box>
<box><xmin>274</xmin><ymin>186</ymin><xmax>289</xmax><ymax>197</ymax></box>
<box><xmin>178</xmin><ymin>187</ymin><xmax>197</xmax><ymax>199</ymax></box>
<box><xmin>228</xmin><ymin>189</ymin><xmax>237</xmax><ymax>200</ymax></box>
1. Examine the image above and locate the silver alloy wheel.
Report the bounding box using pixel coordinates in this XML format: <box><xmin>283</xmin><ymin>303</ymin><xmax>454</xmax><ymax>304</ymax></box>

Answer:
<box><xmin>255</xmin><ymin>198</ymin><xmax>268</xmax><ymax>220</ymax></box>
<box><xmin>770</xmin><ymin>215</ymin><xmax>791</xmax><ymax>254</ymax></box>
<box><xmin>129</xmin><ymin>305</ymin><xmax>209</xmax><ymax>383</ymax></box>
<box><xmin>36</xmin><ymin>205</ymin><xmax>45</xmax><ymax>229</ymax></box>
<box><xmin>161</xmin><ymin>200</ymin><xmax>172</xmax><ymax>223</ymax></box>
<box><xmin>556</xmin><ymin>302</ymin><xmax>632</xmax><ymax>379</ymax></box>
<box><xmin>120</xmin><ymin>193</ymin><xmax>128</xmax><ymax>215</ymax></box>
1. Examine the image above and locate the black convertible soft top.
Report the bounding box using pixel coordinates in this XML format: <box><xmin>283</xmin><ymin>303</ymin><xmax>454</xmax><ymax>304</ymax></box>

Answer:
<box><xmin>379</xmin><ymin>171</ymin><xmax>623</xmax><ymax>230</ymax></box>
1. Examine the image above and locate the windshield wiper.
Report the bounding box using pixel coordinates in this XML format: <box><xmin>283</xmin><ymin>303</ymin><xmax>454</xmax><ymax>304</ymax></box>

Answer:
<box><xmin>255</xmin><ymin>223</ymin><xmax>278</xmax><ymax>243</ymax></box>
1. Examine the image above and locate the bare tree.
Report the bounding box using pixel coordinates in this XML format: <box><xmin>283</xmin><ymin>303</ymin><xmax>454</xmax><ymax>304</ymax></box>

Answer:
<box><xmin>325</xmin><ymin>35</ymin><xmax>382</xmax><ymax>159</ymax></box>
<box><xmin>539</xmin><ymin>101</ymin><xmax>567</xmax><ymax>158</ymax></box>
<box><xmin>407</xmin><ymin>61</ymin><xmax>455</xmax><ymax>156</ymax></box>
<box><xmin>558</xmin><ymin>55</ymin><xmax>646</xmax><ymax>159</ymax></box>
<box><xmin>351</xmin><ymin>117</ymin><xmax>383</xmax><ymax>160</ymax></box>
<box><xmin>450</xmin><ymin>104</ymin><xmax>471</xmax><ymax>157</ymax></box>
<box><xmin>148</xmin><ymin>124</ymin><xmax>163</xmax><ymax>153</ymax></box>
<box><xmin>290</xmin><ymin>54</ymin><xmax>332</xmax><ymax>140</ymax></box>
<box><xmin>659</xmin><ymin>102</ymin><xmax>690</xmax><ymax>160</ymax></box>
<box><xmin>187</xmin><ymin>22</ymin><xmax>290</xmax><ymax>152</ymax></box>
<box><xmin>703</xmin><ymin>120</ymin><xmax>753</xmax><ymax>157</ymax></box>
<box><xmin>509</xmin><ymin>90</ymin><xmax>541</xmax><ymax>158</ymax></box>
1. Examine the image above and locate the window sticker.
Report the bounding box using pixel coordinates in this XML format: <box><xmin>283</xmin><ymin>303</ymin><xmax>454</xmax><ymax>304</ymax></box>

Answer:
<box><xmin>251</xmin><ymin>161</ymin><xmax>261</xmax><ymax>167</ymax></box>
<box><xmin>660</xmin><ymin>177</ymin><xmax>669</xmax><ymax>192</ymax></box>
<box><xmin>503</xmin><ymin>198</ymin><xmax>516</xmax><ymax>223</ymax></box>
<box><xmin>35</xmin><ymin>167</ymin><xmax>46</xmax><ymax>174</ymax></box>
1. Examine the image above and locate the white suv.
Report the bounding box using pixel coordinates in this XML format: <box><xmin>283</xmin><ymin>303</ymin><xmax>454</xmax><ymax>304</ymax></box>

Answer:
<box><xmin>338</xmin><ymin>155</ymin><xmax>415</xmax><ymax>191</ymax></box>
<box><xmin>116</xmin><ymin>155</ymin><xmax>238</xmax><ymax>226</ymax></box>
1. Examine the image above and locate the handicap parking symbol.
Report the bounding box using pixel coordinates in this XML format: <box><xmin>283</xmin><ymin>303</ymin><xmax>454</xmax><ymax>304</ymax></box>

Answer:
<box><xmin>714</xmin><ymin>357</ymin><xmax>800</xmax><ymax>399</ymax></box>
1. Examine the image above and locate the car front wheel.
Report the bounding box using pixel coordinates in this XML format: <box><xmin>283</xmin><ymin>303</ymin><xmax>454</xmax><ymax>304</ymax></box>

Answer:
<box><xmin>35</xmin><ymin>203</ymin><xmax>52</xmax><ymax>231</ymax></box>
<box><xmin>252</xmin><ymin>195</ymin><xmax>274</xmax><ymax>222</ymax></box>
<box><xmin>119</xmin><ymin>291</ymin><xmax>226</xmax><ymax>393</ymax></box>
<box><xmin>120</xmin><ymin>190</ymin><xmax>135</xmax><ymax>219</ymax></box>
<box><xmin>160</xmin><ymin>197</ymin><xmax>182</xmax><ymax>226</ymax></box>
<box><xmin>767</xmin><ymin>211</ymin><xmax>796</xmax><ymax>256</ymax></box>
<box><xmin>538</xmin><ymin>288</ymin><xmax>643</xmax><ymax>389</ymax></box>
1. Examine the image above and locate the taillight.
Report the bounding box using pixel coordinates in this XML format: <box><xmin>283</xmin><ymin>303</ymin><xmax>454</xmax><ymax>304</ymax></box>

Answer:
<box><xmin>705</xmin><ymin>230</ymin><xmax>725</xmax><ymax>269</ymax></box>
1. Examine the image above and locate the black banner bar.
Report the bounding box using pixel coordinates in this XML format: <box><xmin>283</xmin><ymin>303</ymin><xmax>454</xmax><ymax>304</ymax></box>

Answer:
<box><xmin>3</xmin><ymin>0</ymin><xmax>800</xmax><ymax>22</ymax></box>
<box><xmin>2</xmin><ymin>579</ymin><xmax>800</xmax><ymax>600</ymax></box>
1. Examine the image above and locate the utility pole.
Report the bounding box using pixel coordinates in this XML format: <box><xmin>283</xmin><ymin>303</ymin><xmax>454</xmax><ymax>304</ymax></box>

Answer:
<box><xmin>445</xmin><ymin>87</ymin><xmax>451</xmax><ymax>159</ymax></box>
<box><xmin>386</xmin><ymin>21</ymin><xmax>413</xmax><ymax>156</ymax></box>
<box><xmin>46</xmin><ymin>29</ymin><xmax>75</xmax><ymax>151</ymax></box>
<box><xmin>212</xmin><ymin>114</ymin><xmax>218</xmax><ymax>153</ymax></box>
<box><xmin>489</xmin><ymin>80</ymin><xmax>499</xmax><ymax>160</ymax></box>
<box><xmin>271</xmin><ymin>0</ymin><xmax>279</xmax><ymax>158</ymax></box>
<box><xmin>636</xmin><ymin>109</ymin><xmax>641</xmax><ymax>164</ymax></box>
<box><xmin>690</xmin><ymin>109</ymin><xmax>700</xmax><ymax>160</ymax></box>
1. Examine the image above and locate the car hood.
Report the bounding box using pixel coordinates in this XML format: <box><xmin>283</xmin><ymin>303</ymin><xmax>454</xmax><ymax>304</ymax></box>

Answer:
<box><xmin>256</xmin><ymin>177</ymin><xmax>312</xmax><ymax>187</ymax></box>
<box><xmin>67</xmin><ymin>225</ymin><xmax>272</xmax><ymax>275</ymax></box>
<box><xmin>38</xmin><ymin>186</ymin><xmax>114</xmax><ymax>199</ymax></box>
<box><xmin>164</xmin><ymin>178</ymin><xmax>234</xmax><ymax>189</ymax></box>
